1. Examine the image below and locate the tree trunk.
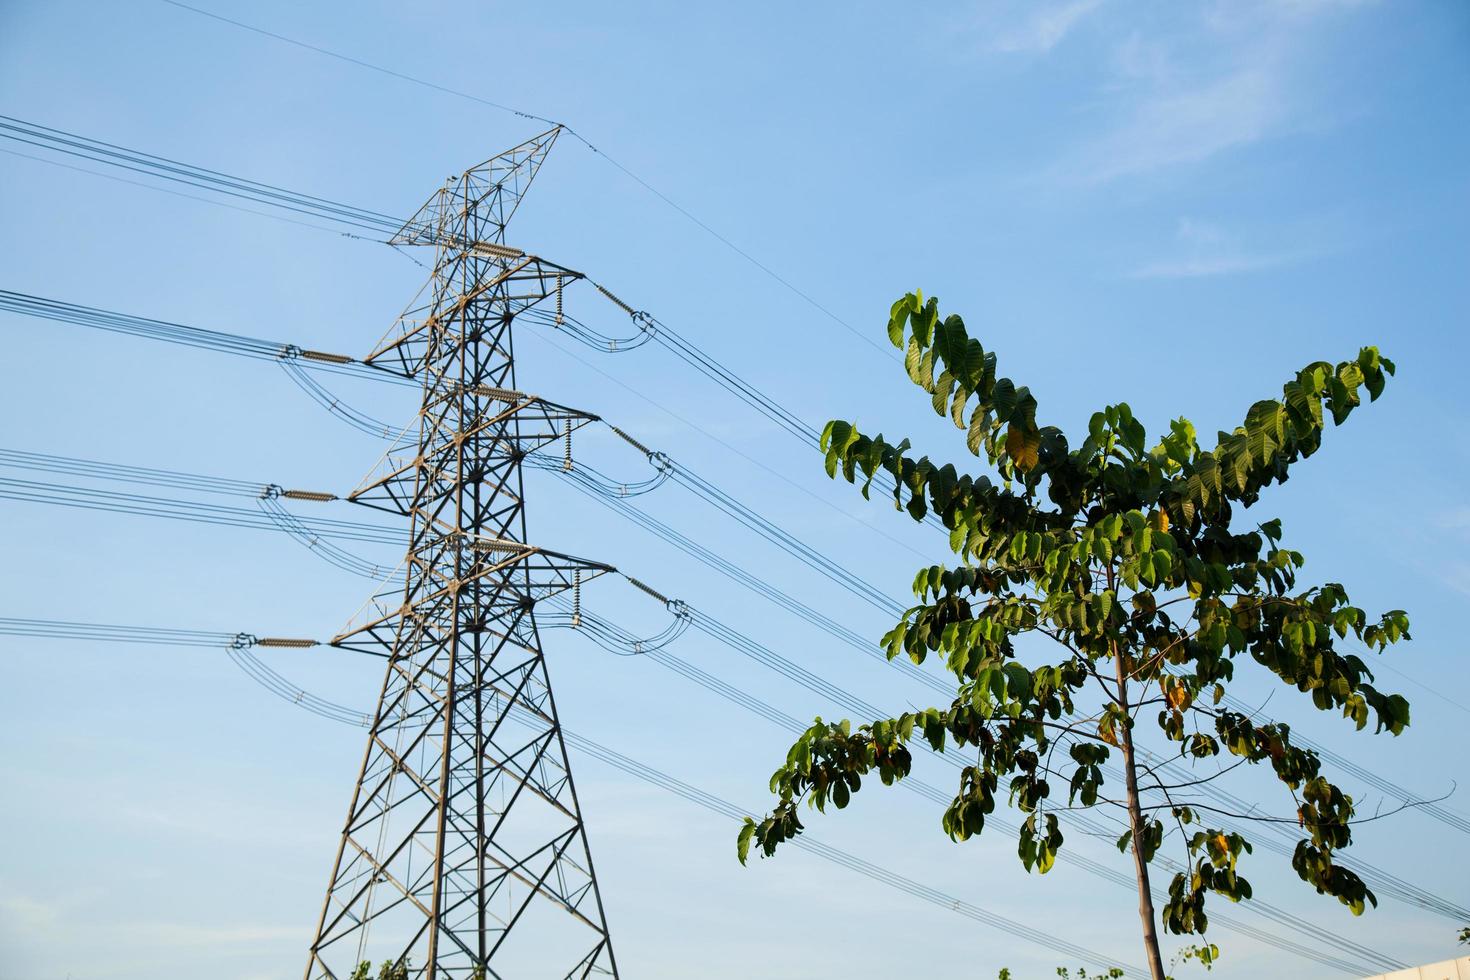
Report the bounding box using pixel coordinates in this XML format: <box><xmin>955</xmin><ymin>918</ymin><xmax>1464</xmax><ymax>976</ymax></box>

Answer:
<box><xmin>1116</xmin><ymin>656</ymin><xmax>1168</xmax><ymax>980</ymax></box>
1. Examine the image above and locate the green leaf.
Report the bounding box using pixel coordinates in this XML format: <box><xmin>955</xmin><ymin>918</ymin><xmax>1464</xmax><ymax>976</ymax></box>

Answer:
<box><xmin>737</xmin><ymin>819</ymin><xmax>756</xmax><ymax>865</ymax></box>
<box><xmin>887</xmin><ymin>294</ymin><xmax>914</xmax><ymax>348</ymax></box>
<box><xmin>747</xmin><ymin>292</ymin><xmax>1407</xmax><ymax>948</ymax></box>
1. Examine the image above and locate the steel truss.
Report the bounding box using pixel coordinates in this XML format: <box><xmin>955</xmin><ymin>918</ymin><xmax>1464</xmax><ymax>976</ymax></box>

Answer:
<box><xmin>306</xmin><ymin>128</ymin><xmax>620</xmax><ymax>980</ymax></box>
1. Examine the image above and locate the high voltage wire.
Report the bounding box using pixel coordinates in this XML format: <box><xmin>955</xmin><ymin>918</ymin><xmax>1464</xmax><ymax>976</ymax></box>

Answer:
<box><xmin>7</xmin><ymin>261</ymin><xmax>1469</xmax><ymax>829</ymax></box>
<box><xmin>0</xmin><ymin>109</ymin><xmax>942</xmax><ymax>530</ymax></box>
<box><xmin>3</xmin><ymin>118</ymin><xmax>942</xmax><ymax>531</ymax></box>
<box><xmin>0</xmin><ymin>619</ymin><xmax>366</xmax><ymax>726</ymax></box>
<box><xmin>540</xmin><ymin>461</ymin><xmax>1470</xmax><ymax>925</ymax></box>
<box><xmin>6</xmin><ymin>286</ymin><xmax>1468</xmax><ymax>847</ymax></box>
<box><xmin>155</xmin><ymin>0</ymin><xmax>896</xmax><ymax>361</ymax></box>
<box><xmin>375</xmin><ymin>313</ymin><xmax>1470</xmax><ymax>845</ymax></box>
<box><xmin>0</xmin><ymin>447</ymin><xmax>263</xmax><ymax>497</ymax></box>
<box><xmin>5</xmin><ymin>446</ymin><xmax>1463</xmax><ymax>929</ymax></box>
<box><xmin>0</xmin><ymin>618</ymin><xmax>246</xmax><ymax>648</ymax></box>
<box><xmin>556</xmin><ymin>728</ymin><xmax>1136</xmax><ymax>975</ymax></box>
<box><xmin>3</xmin><ymin>103</ymin><xmax>1459</xmax><ymax>959</ymax></box>
<box><xmin>520</xmin><ymin>301</ymin><xmax>933</xmax><ymax>561</ymax></box>
<box><xmin>4</xmin><ymin>282</ymin><xmax>931</xmax><ymax>565</ymax></box>
<box><xmin>553</xmin><ymin>603</ymin><xmax>1402</xmax><ymax>976</ymax></box>
<box><xmin>0</xmin><ymin>289</ymin><xmax>414</xmax><ymax>386</ymax></box>
<box><xmin>549</xmin><ymin>450</ymin><xmax>1470</xmax><ymax>916</ymax></box>
<box><xmin>0</xmin><ymin>617</ymin><xmax>1134</xmax><ymax>975</ymax></box>
<box><xmin>2</xmin><ymin>289</ymin><xmax>919</xmax><ymax>612</ymax></box>
<box><xmin>0</xmin><ymin>116</ymin><xmax>402</xmax><ymax>235</ymax></box>
<box><xmin>0</xmin><ymin>145</ymin><xmax>362</xmax><ymax>238</ymax></box>
<box><xmin>0</xmin><ymin>427</ymin><xmax>1445</xmax><ymax>952</ymax></box>
<box><xmin>543</xmin><ymin>457</ymin><xmax>942</xmax><ymax>692</ymax></box>
<box><xmin>15</xmin><ymin>283</ymin><xmax>1458</xmax><ymax>822</ymax></box>
<box><xmin>0</xmin><ymin>477</ymin><xmax>401</xmax><ymax>546</ymax></box>
<box><xmin>53</xmin><ymin>273</ymin><xmax>1454</xmax><ymax>843</ymax></box>
<box><xmin>0</xmin><ymin>611</ymin><xmax>1404</xmax><ymax>975</ymax></box>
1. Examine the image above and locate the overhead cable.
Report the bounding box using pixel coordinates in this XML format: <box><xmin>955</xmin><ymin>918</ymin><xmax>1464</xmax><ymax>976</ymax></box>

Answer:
<box><xmin>0</xmin><ymin>115</ymin><xmax>402</xmax><ymax>235</ymax></box>
<box><xmin>155</xmin><ymin>0</ymin><xmax>895</xmax><ymax>359</ymax></box>
<box><xmin>7</xmin><ymin>605</ymin><xmax>1134</xmax><ymax>976</ymax></box>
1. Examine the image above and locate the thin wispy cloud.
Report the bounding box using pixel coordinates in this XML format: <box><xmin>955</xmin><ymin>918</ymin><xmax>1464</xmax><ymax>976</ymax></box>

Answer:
<box><xmin>989</xmin><ymin>0</ymin><xmax>1105</xmax><ymax>54</ymax></box>
<box><xmin>125</xmin><ymin>921</ymin><xmax>304</xmax><ymax>946</ymax></box>
<box><xmin>1434</xmin><ymin>507</ymin><xmax>1470</xmax><ymax>535</ymax></box>
<box><xmin>1129</xmin><ymin>217</ymin><xmax>1320</xmax><ymax>279</ymax></box>
<box><xmin>0</xmin><ymin>883</ymin><xmax>300</xmax><ymax>947</ymax></box>
<box><xmin>1042</xmin><ymin>1</ymin><xmax>1370</xmax><ymax>184</ymax></box>
<box><xmin>1076</xmin><ymin>65</ymin><xmax>1285</xmax><ymax>182</ymax></box>
<box><xmin>0</xmin><ymin>893</ymin><xmax>60</xmax><ymax>932</ymax></box>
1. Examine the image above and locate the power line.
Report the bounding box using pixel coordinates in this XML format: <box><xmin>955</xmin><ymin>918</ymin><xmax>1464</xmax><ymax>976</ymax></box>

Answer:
<box><xmin>0</xmin><ymin>145</ymin><xmax>364</xmax><ymax>239</ymax></box>
<box><xmin>4</xmin><ymin>112</ymin><xmax>1458</xmax><ymax>949</ymax></box>
<box><xmin>0</xmin><ymin>476</ymin><xmax>401</xmax><ymax>546</ymax></box>
<box><xmin>551</xmin><ymin>601</ymin><xmax>1401</xmax><ymax>976</ymax></box>
<box><xmin>0</xmin><ymin>115</ymin><xmax>401</xmax><ymax>235</ymax></box>
<box><xmin>2</xmin><ymin>285</ymin><xmax>931</xmax><ymax>560</ymax></box>
<box><xmin>7</xmin><ymin>306</ymin><xmax>1467</xmax><ymax>853</ymax></box>
<box><xmin>0</xmin><ymin>613</ymin><xmax>1136</xmax><ymax>976</ymax></box>
<box><xmin>1</xmin><ymin>112</ymin><xmax>936</xmax><ymax>532</ymax></box>
<box><xmin>156</xmin><ymin>0</ymin><xmax>895</xmax><ymax>359</ymax></box>
<box><xmin>0</xmin><ymin>289</ymin><xmax>411</xmax><ymax>385</ymax></box>
<box><xmin>4</xmin><ymin>610</ymin><xmax>1398</xmax><ymax>975</ymax></box>
<box><xmin>10</xmin><ymin>441</ymin><xmax>1461</xmax><ymax>926</ymax></box>
<box><xmin>0</xmin><ymin>107</ymin><xmax>939</xmax><ymax>532</ymax></box>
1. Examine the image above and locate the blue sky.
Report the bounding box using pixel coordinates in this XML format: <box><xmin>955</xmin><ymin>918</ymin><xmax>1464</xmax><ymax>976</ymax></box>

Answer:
<box><xmin>1</xmin><ymin>1</ymin><xmax>1467</xmax><ymax>977</ymax></box>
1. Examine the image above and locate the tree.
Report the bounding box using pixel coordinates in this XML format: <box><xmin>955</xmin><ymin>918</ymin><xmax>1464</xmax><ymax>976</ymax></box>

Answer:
<box><xmin>738</xmin><ymin>292</ymin><xmax>1411</xmax><ymax>978</ymax></box>
<box><xmin>348</xmin><ymin>960</ymin><xmax>411</xmax><ymax>980</ymax></box>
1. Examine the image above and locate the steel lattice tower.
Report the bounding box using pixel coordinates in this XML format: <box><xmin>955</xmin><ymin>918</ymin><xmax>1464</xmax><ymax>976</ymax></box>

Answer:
<box><xmin>305</xmin><ymin>128</ymin><xmax>620</xmax><ymax>980</ymax></box>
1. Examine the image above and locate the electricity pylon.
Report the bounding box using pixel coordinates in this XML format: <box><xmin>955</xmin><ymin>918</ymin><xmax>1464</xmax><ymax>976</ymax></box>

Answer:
<box><xmin>305</xmin><ymin>128</ymin><xmax>620</xmax><ymax>980</ymax></box>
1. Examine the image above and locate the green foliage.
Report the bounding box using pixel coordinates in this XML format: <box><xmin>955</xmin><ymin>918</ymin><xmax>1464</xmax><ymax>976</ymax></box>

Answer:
<box><xmin>349</xmin><ymin>960</ymin><xmax>411</xmax><ymax>980</ymax></box>
<box><xmin>996</xmin><ymin>952</ymin><xmax>1211</xmax><ymax>978</ymax></box>
<box><xmin>995</xmin><ymin>968</ymin><xmax>1124</xmax><ymax>979</ymax></box>
<box><xmin>742</xmin><ymin>292</ymin><xmax>1410</xmax><ymax>953</ymax></box>
<box><xmin>1172</xmin><ymin>943</ymin><xmax>1220</xmax><ymax>971</ymax></box>
<box><xmin>348</xmin><ymin>957</ymin><xmax>486</xmax><ymax>978</ymax></box>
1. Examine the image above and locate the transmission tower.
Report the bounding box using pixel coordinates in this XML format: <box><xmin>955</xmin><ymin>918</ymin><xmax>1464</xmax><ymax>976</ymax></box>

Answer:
<box><xmin>305</xmin><ymin>128</ymin><xmax>620</xmax><ymax>979</ymax></box>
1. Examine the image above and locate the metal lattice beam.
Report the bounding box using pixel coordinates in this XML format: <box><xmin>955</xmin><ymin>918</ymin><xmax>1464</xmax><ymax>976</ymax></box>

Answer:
<box><xmin>306</xmin><ymin>128</ymin><xmax>620</xmax><ymax>980</ymax></box>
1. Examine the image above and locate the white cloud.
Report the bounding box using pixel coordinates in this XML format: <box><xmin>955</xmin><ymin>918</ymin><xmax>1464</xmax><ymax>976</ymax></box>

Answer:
<box><xmin>990</xmin><ymin>0</ymin><xmax>1105</xmax><ymax>54</ymax></box>
<box><xmin>122</xmin><ymin>921</ymin><xmax>303</xmax><ymax>946</ymax></box>
<box><xmin>1436</xmin><ymin>507</ymin><xmax>1470</xmax><ymax>533</ymax></box>
<box><xmin>1109</xmin><ymin>31</ymin><xmax>1171</xmax><ymax>85</ymax></box>
<box><xmin>1136</xmin><ymin>216</ymin><xmax>1329</xmax><ymax>278</ymax></box>
<box><xmin>1129</xmin><ymin>217</ymin><xmax>1318</xmax><ymax>279</ymax></box>
<box><xmin>1069</xmin><ymin>63</ymin><xmax>1286</xmax><ymax>183</ymax></box>
<box><xmin>1041</xmin><ymin>0</ymin><xmax>1371</xmax><ymax>184</ymax></box>
<box><xmin>0</xmin><ymin>893</ymin><xmax>60</xmax><ymax>932</ymax></box>
<box><xmin>1437</xmin><ymin>561</ymin><xmax>1470</xmax><ymax>599</ymax></box>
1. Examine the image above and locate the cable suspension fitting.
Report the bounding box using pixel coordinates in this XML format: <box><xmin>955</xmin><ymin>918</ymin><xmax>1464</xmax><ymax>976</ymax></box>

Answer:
<box><xmin>572</xmin><ymin>570</ymin><xmax>582</xmax><ymax>628</ymax></box>
<box><xmin>299</xmin><ymin>348</ymin><xmax>354</xmax><ymax>365</ymax></box>
<box><xmin>623</xmin><ymin>574</ymin><xmax>670</xmax><ymax>606</ymax></box>
<box><xmin>607</xmin><ymin>424</ymin><xmax>652</xmax><ymax>457</ymax></box>
<box><xmin>594</xmin><ymin>282</ymin><xmax>635</xmax><ymax>316</ymax></box>
<box><xmin>471</xmin><ymin>384</ymin><xmax>526</xmax><ymax>402</ymax></box>
<box><xmin>466</xmin><ymin>240</ymin><xmax>525</xmax><ymax>260</ymax></box>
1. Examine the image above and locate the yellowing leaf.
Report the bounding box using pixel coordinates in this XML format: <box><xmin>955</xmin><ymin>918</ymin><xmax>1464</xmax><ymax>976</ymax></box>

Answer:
<box><xmin>1005</xmin><ymin>425</ymin><xmax>1041</xmax><ymax>470</ymax></box>
<box><xmin>1167</xmin><ymin>681</ymin><xmax>1191</xmax><ymax>712</ymax></box>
